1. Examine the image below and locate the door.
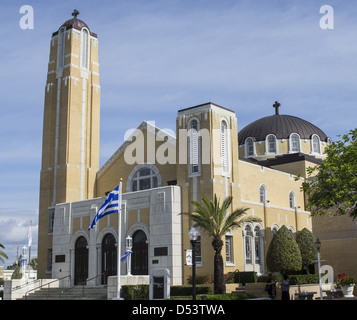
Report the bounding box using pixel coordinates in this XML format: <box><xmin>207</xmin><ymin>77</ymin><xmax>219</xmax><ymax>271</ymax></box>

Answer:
<box><xmin>132</xmin><ymin>230</ymin><xmax>148</xmax><ymax>275</ymax></box>
<box><xmin>102</xmin><ymin>233</ymin><xmax>117</xmax><ymax>284</ymax></box>
<box><xmin>74</xmin><ymin>236</ymin><xmax>88</xmax><ymax>285</ymax></box>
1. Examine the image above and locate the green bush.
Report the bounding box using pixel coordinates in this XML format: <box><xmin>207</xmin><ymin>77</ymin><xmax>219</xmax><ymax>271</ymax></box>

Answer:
<box><xmin>266</xmin><ymin>225</ymin><xmax>302</xmax><ymax>273</ymax></box>
<box><xmin>296</xmin><ymin>228</ymin><xmax>317</xmax><ymax>271</ymax></box>
<box><xmin>198</xmin><ymin>292</ymin><xmax>257</xmax><ymax>300</ymax></box>
<box><xmin>187</xmin><ymin>274</ymin><xmax>213</xmax><ymax>285</ymax></box>
<box><xmin>121</xmin><ymin>285</ymin><xmax>149</xmax><ymax>300</ymax></box>
<box><xmin>170</xmin><ymin>285</ymin><xmax>213</xmax><ymax>297</ymax></box>
<box><xmin>234</xmin><ymin>271</ymin><xmax>257</xmax><ymax>284</ymax></box>
<box><xmin>289</xmin><ymin>274</ymin><xmax>319</xmax><ymax>285</ymax></box>
<box><xmin>260</xmin><ymin>273</ymin><xmax>319</xmax><ymax>285</ymax></box>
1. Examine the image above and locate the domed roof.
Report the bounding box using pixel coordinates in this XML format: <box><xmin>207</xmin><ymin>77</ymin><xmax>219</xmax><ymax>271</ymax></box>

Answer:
<box><xmin>238</xmin><ymin>101</ymin><xmax>329</xmax><ymax>145</ymax></box>
<box><xmin>52</xmin><ymin>10</ymin><xmax>97</xmax><ymax>38</ymax></box>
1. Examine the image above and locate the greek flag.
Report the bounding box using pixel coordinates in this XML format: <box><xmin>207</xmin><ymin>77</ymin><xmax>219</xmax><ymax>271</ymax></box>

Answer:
<box><xmin>120</xmin><ymin>250</ymin><xmax>132</xmax><ymax>263</ymax></box>
<box><xmin>88</xmin><ymin>184</ymin><xmax>120</xmax><ymax>230</ymax></box>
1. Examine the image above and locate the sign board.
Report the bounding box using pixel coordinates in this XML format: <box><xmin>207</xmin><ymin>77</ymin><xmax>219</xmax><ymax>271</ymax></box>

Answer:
<box><xmin>186</xmin><ymin>249</ymin><xmax>192</xmax><ymax>266</ymax></box>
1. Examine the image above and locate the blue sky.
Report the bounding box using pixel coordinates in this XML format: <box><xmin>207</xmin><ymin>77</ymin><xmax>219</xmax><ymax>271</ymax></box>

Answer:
<box><xmin>0</xmin><ymin>0</ymin><xmax>356</xmax><ymax>267</ymax></box>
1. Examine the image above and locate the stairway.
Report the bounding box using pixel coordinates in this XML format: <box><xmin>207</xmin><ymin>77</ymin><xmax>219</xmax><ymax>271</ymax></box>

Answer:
<box><xmin>23</xmin><ymin>286</ymin><xmax>107</xmax><ymax>300</ymax></box>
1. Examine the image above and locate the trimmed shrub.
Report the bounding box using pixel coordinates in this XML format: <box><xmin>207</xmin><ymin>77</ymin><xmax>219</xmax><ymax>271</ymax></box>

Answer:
<box><xmin>121</xmin><ymin>285</ymin><xmax>149</xmax><ymax>300</ymax></box>
<box><xmin>170</xmin><ymin>285</ymin><xmax>213</xmax><ymax>297</ymax></box>
<box><xmin>266</xmin><ymin>225</ymin><xmax>302</xmax><ymax>273</ymax></box>
<box><xmin>296</xmin><ymin>228</ymin><xmax>317</xmax><ymax>272</ymax></box>
<box><xmin>234</xmin><ymin>271</ymin><xmax>257</xmax><ymax>284</ymax></box>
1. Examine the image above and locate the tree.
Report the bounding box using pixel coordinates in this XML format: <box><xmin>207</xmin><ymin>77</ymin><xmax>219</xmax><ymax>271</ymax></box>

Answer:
<box><xmin>186</xmin><ymin>194</ymin><xmax>259</xmax><ymax>294</ymax></box>
<box><xmin>302</xmin><ymin>129</ymin><xmax>357</xmax><ymax>219</ymax></box>
<box><xmin>266</xmin><ymin>225</ymin><xmax>302</xmax><ymax>274</ymax></box>
<box><xmin>0</xmin><ymin>243</ymin><xmax>8</xmax><ymax>264</ymax></box>
<box><xmin>296</xmin><ymin>228</ymin><xmax>317</xmax><ymax>273</ymax></box>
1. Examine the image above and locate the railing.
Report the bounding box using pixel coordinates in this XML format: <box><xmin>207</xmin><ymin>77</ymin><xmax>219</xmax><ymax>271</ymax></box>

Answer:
<box><xmin>225</xmin><ymin>269</ymin><xmax>240</xmax><ymax>284</ymax></box>
<box><xmin>12</xmin><ymin>278</ymin><xmax>41</xmax><ymax>292</ymax></box>
<box><xmin>24</xmin><ymin>275</ymin><xmax>71</xmax><ymax>300</ymax></box>
<box><xmin>59</xmin><ymin>273</ymin><xmax>105</xmax><ymax>298</ymax></box>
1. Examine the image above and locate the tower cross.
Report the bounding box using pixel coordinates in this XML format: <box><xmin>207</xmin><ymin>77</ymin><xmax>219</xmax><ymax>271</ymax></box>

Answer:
<box><xmin>72</xmin><ymin>9</ymin><xmax>80</xmax><ymax>18</ymax></box>
<box><xmin>273</xmin><ymin>101</ymin><xmax>281</xmax><ymax>115</ymax></box>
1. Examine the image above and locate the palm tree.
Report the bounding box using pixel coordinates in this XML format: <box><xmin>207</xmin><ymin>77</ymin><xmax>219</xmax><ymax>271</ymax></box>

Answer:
<box><xmin>0</xmin><ymin>243</ymin><xmax>8</xmax><ymax>264</ymax></box>
<box><xmin>186</xmin><ymin>194</ymin><xmax>260</xmax><ymax>294</ymax></box>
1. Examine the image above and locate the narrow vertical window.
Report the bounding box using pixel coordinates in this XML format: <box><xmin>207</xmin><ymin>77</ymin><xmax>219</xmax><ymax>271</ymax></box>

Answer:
<box><xmin>245</xmin><ymin>137</ymin><xmax>254</xmax><ymax>157</ymax></box>
<box><xmin>312</xmin><ymin>135</ymin><xmax>321</xmax><ymax>154</ymax></box>
<box><xmin>290</xmin><ymin>133</ymin><xmax>300</xmax><ymax>152</ymax></box>
<box><xmin>267</xmin><ymin>134</ymin><xmax>277</xmax><ymax>154</ymax></box>
<box><xmin>254</xmin><ymin>227</ymin><xmax>261</xmax><ymax>264</ymax></box>
<box><xmin>225</xmin><ymin>235</ymin><xmax>234</xmax><ymax>263</ymax></box>
<box><xmin>289</xmin><ymin>191</ymin><xmax>296</xmax><ymax>208</ymax></box>
<box><xmin>259</xmin><ymin>185</ymin><xmax>267</xmax><ymax>203</ymax></box>
<box><xmin>189</xmin><ymin>119</ymin><xmax>199</xmax><ymax>174</ymax></box>
<box><xmin>48</xmin><ymin>208</ymin><xmax>55</xmax><ymax>233</ymax></box>
<box><xmin>57</xmin><ymin>27</ymin><xmax>65</xmax><ymax>68</ymax></box>
<box><xmin>221</xmin><ymin>120</ymin><xmax>229</xmax><ymax>173</ymax></box>
<box><xmin>245</xmin><ymin>226</ymin><xmax>252</xmax><ymax>264</ymax></box>
<box><xmin>81</xmin><ymin>29</ymin><xmax>89</xmax><ymax>69</ymax></box>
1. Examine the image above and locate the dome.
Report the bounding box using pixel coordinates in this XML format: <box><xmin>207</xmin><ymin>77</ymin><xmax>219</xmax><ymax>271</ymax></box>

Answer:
<box><xmin>52</xmin><ymin>10</ymin><xmax>97</xmax><ymax>38</ymax></box>
<box><xmin>238</xmin><ymin>102</ymin><xmax>329</xmax><ymax>145</ymax></box>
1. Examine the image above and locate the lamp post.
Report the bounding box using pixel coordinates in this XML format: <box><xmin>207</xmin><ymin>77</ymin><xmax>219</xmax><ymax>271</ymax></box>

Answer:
<box><xmin>315</xmin><ymin>238</ymin><xmax>323</xmax><ymax>300</ymax></box>
<box><xmin>125</xmin><ymin>235</ymin><xmax>133</xmax><ymax>276</ymax></box>
<box><xmin>188</xmin><ymin>226</ymin><xmax>201</xmax><ymax>300</ymax></box>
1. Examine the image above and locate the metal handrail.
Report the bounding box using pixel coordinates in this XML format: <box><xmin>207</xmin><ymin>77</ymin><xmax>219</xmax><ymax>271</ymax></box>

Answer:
<box><xmin>24</xmin><ymin>275</ymin><xmax>71</xmax><ymax>300</ymax></box>
<box><xmin>59</xmin><ymin>273</ymin><xmax>106</xmax><ymax>298</ymax></box>
<box><xmin>226</xmin><ymin>268</ymin><xmax>240</xmax><ymax>284</ymax></box>
<box><xmin>12</xmin><ymin>278</ymin><xmax>41</xmax><ymax>292</ymax></box>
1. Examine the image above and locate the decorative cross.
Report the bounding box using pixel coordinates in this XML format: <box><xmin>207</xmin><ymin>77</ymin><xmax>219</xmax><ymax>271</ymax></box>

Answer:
<box><xmin>72</xmin><ymin>9</ymin><xmax>80</xmax><ymax>18</ymax></box>
<box><xmin>273</xmin><ymin>101</ymin><xmax>281</xmax><ymax>115</ymax></box>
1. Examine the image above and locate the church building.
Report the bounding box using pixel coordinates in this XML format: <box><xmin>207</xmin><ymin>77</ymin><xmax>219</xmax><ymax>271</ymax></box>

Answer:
<box><xmin>37</xmin><ymin>12</ymin><xmax>332</xmax><ymax>286</ymax></box>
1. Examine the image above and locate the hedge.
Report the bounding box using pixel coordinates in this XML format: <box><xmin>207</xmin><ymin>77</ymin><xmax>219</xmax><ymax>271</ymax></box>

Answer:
<box><xmin>260</xmin><ymin>274</ymin><xmax>319</xmax><ymax>285</ymax></box>
<box><xmin>170</xmin><ymin>285</ymin><xmax>213</xmax><ymax>297</ymax></box>
<box><xmin>121</xmin><ymin>285</ymin><xmax>150</xmax><ymax>300</ymax></box>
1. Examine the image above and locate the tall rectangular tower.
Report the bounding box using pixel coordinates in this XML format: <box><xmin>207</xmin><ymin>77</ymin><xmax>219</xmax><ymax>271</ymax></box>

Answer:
<box><xmin>38</xmin><ymin>11</ymin><xmax>100</xmax><ymax>278</ymax></box>
<box><xmin>176</xmin><ymin>103</ymin><xmax>240</xmax><ymax>281</ymax></box>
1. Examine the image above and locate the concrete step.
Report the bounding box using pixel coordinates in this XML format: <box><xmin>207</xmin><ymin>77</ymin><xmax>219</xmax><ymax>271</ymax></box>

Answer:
<box><xmin>23</xmin><ymin>286</ymin><xmax>107</xmax><ymax>300</ymax></box>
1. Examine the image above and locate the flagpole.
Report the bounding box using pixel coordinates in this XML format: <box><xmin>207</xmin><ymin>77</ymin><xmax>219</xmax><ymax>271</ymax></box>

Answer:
<box><xmin>27</xmin><ymin>220</ymin><xmax>32</xmax><ymax>280</ymax></box>
<box><xmin>116</xmin><ymin>180</ymin><xmax>123</xmax><ymax>299</ymax></box>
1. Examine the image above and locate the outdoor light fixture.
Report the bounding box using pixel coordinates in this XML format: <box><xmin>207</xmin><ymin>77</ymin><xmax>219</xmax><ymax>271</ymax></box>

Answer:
<box><xmin>188</xmin><ymin>226</ymin><xmax>200</xmax><ymax>242</ymax></box>
<box><xmin>125</xmin><ymin>235</ymin><xmax>133</xmax><ymax>276</ymax></box>
<box><xmin>188</xmin><ymin>226</ymin><xmax>201</xmax><ymax>300</ymax></box>
<box><xmin>315</xmin><ymin>238</ymin><xmax>323</xmax><ymax>300</ymax></box>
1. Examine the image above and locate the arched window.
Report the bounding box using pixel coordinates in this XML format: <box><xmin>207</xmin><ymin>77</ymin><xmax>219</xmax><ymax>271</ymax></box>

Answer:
<box><xmin>271</xmin><ymin>225</ymin><xmax>279</xmax><ymax>237</ymax></box>
<box><xmin>259</xmin><ymin>185</ymin><xmax>267</xmax><ymax>203</ymax></box>
<box><xmin>266</xmin><ymin>134</ymin><xmax>277</xmax><ymax>154</ymax></box>
<box><xmin>132</xmin><ymin>230</ymin><xmax>148</xmax><ymax>275</ymax></box>
<box><xmin>289</xmin><ymin>191</ymin><xmax>296</xmax><ymax>208</ymax></box>
<box><xmin>312</xmin><ymin>135</ymin><xmax>321</xmax><ymax>154</ymax></box>
<box><xmin>221</xmin><ymin>120</ymin><xmax>229</xmax><ymax>173</ymax></box>
<box><xmin>245</xmin><ymin>137</ymin><xmax>255</xmax><ymax>157</ymax></box>
<box><xmin>131</xmin><ymin>167</ymin><xmax>159</xmax><ymax>191</ymax></box>
<box><xmin>254</xmin><ymin>226</ymin><xmax>261</xmax><ymax>264</ymax></box>
<box><xmin>57</xmin><ymin>27</ymin><xmax>65</xmax><ymax>68</ymax></box>
<box><xmin>81</xmin><ymin>28</ymin><xmax>89</xmax><ymax>69</ymax></box>
<box><xmin>290</xmin><ymin>133</ymin><xmax>300</xmax><ymax>153</ymax></box>
<box><xmin>188</xmin><ymin>119</ymin><xmax>199</xmax><ymax>174</ymax></box>
<box><xmin>74</xmin><ymin>236</ymin><xmax>88</xmax><ymax>285</ymax></box>
<box><xmin>244</xmin><ymin>225</ymin><xmax>252</xmax><ymax>264</ymax></box>
<box><xmin>102</xmin><ymin>233</ymin><xmax>117</xmax><ymax>284</ymax></box>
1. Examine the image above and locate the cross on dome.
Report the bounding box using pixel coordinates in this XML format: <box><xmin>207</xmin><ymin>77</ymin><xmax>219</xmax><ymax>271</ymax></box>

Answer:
<box><xmin>273</xmin><ymin>101</ymin><xmax>281</xmax><ymax>115</ymax></box>
<box><xmin>72</xmin><ymin>9</ymin><xmax>80</xmax><ymax>18</ymax></box>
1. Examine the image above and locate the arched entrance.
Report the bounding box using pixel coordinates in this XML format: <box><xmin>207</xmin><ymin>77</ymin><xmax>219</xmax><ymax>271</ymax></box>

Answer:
<box><xmin>102</xmin><ymin>233</ymin><xmax>117</xmax><ymax>284</ymax></box>
<box><xmin>74</xmin><ymin>236</ymin><xmax>88</xmax><ymax>285</ymax></box>
<box><xmin>132</xmin><ymin>230</ymin><xmax>148</xmax><ymax>275</ymax></box>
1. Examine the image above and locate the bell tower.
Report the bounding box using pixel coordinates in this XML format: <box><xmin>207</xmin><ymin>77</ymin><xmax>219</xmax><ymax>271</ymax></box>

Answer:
<box><xmin>176</xmin><ymin>102</ymin><xmax>241</xmax><ymax>281</ymax></box>
<box><xmin>38</xmin><ymin>10</ymin><xmax>100</xmax><ymax>278</ymax></box>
